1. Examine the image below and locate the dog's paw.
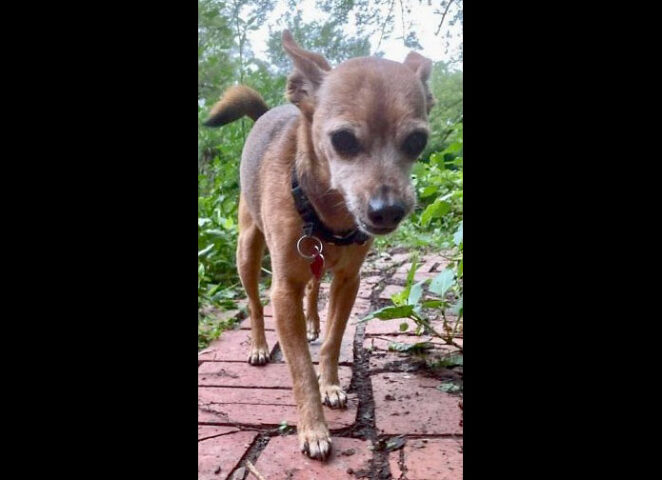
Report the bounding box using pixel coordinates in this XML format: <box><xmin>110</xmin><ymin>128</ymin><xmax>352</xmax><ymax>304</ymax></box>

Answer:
<box><xmin>298</xmin><ymin>422</ymin><xmax>332</xmax><ymax>461</ymax></box>
<box><xmin>320</xmin><ymin>384</ymin><xmax>348</xmax><ymax>409</ymax></box>
<box><xmin>306</xmin><ymin>324</ymin><xmax>320</xmax><ymax>342</ymax></box>
<box><xmin>306</xmin><ymin>314</ymin><xmax>320</xmax><ymax>342</ymax></box>
<box><xmin>247</xmin><ymin>346</ymin><xmax>270</xmax><ymax>366</ymax></box>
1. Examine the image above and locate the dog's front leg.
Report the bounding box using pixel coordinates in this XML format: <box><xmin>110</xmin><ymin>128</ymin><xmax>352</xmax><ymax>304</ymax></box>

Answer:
<box><xmin>272</xmin><ymin>281</ymin><xmax>331</xmax><ymax>460</ymax></box>
<box><xmin>318</xmin><ymin>270</ymin><xmax>360</xmax><ymax>409</ymax></box>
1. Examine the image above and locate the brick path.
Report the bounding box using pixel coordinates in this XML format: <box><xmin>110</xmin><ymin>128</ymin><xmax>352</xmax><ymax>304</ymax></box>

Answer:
<box><xmin>198</xmin><ymin>250</ymin><xmax>463</xmax><ymax>480</ymax></box>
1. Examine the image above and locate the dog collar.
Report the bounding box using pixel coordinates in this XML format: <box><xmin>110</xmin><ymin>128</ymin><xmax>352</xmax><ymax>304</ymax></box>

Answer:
<box><xmin>291</xmin><ymin>166</ymin><xmax>371</xmax><ymax>246</ymax></box>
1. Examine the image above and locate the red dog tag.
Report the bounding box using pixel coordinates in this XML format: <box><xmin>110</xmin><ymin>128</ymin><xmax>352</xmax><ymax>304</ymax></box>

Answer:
<box><xmin>310</xmin><ymin>252</ymin><xmax>325</xmax><ymax>280</ymax></box>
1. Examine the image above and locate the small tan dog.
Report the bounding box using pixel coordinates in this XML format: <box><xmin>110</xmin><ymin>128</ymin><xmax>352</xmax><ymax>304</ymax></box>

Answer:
<box><xmin>204</xmin><ymin>31</ymin><xmax>434</xmax><ymax>460</ymax></box>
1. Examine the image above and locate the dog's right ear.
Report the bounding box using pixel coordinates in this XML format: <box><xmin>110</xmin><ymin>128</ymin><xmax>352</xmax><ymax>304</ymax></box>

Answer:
<box><xmin>282</xmin><ymin>30</ymin><xmax>331</xmax><ymax>116</ymax></box>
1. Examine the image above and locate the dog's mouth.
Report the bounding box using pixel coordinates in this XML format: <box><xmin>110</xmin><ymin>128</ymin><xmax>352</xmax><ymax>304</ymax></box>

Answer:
<box><xmin>358</xmin><ymin>221</ymin><xmax>398</xmax><ymax>236</ymax></box>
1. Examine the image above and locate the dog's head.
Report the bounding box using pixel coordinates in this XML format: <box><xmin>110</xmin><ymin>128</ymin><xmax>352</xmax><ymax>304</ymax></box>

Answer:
<box><xmin>282</xmin><ymin>30</ymin><xmax>434</xmax><ymax>236</ymax></box>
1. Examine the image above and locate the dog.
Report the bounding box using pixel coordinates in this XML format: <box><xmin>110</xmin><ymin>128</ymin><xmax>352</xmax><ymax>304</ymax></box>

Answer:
<box><xmin>203</xmin><ymin>30</ymin><xmax>434</xmax><ymax>460</ymax></box>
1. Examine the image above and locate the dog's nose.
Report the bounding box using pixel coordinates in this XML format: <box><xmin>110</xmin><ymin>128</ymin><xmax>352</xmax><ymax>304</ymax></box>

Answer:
<box><xmin>368</xmin><ymin>197</ymin><xmax>406</xmax><ymax>228</ymax></box>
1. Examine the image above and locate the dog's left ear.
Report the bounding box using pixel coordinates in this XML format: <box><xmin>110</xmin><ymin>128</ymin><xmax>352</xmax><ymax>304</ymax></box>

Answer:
<box><xmin>282</xmin><ymin>30</ymin><xmax>331</xmax><ymax>117</ymax></box>
<box><xmin>404</xmin><ymin>51</ymin><xmax>436</xmax><ymax>114</ymax></box>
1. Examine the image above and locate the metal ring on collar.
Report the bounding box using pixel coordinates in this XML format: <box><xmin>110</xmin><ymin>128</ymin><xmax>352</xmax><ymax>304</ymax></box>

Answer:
<box><xmin>296</xmin><ymin>235</ymin><xmax>323</xmax><ymax>260</ymax></box>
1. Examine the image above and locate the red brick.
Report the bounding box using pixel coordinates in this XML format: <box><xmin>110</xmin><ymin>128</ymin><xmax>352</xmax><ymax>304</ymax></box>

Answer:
<box><xmin>353</xmin><ymin>298</ymin><xmax>373</xmax><ymax>314</ymax></box>
<box><xmin>361</xmin><ymin>275</ymin><xmax>382</xmax><ymax>285</ymax></box>
<box><xmin>372</xmin><ymin>372</ymin><xmax>463</xmax><ymax>435</ymax></box>
<box><xmin>237</xmin><ymin>315</ymin><xmax>276</xmax><ymax>331</ymax></box>
<box><xmin>421</xmin><ymin>255</ymin><xmax>452</xmax><ymax>273</ymax></box>
<box><xmin>357</xmin><ymin>282</ymin><xmax>375</xmax><ymax>299</ymax></box>
<box><xmin>395</xmin><ymin>261</ymin><xmax>418</xmax><ymax>274</ymax></box>
<box><xmin>364</xmin><ymin>316</ymin><xmax>419</xmax><ymax>336</ymax></box>
<box><xmin>307</xmin><ymin>319</ymin><xmax>355</xmax><ymax>365</ymax></box>
<box><xmin>198</xmin><ymin>425</ymin><xmax>239</xmax><ymax>441</ymax></box>
<box><xmin>198</xmin><ymin>387</ymin><xmax>358</xmax><ymax>430</ymax></box>
<box><xmin>302</xmin><ymin>300</ymin><xmax>365</xmax><ymax>365</ymax></box>
<box><xmin>198</xmin><ymin>430</ymin><xmax>258</xmax><ymax>480</ymax></box>
<box><xmin>397</xmin><ymin>253</ymin><xmax>454</xmax><ymax>274</ymax></box>
<box><xmin>197</xmin><ymin>329</ymin><xmax>279</xmax><ymax>362</ymax></box>
<box><xmin>199</xmin><ymin>362</ymin><xmax>352</xmax><ymax>389</ymax></box>
<box><xmin>389</xmin><ymin>252</ymin><xmax>412</xmax><ymax>264</ymax></box>
<box><xmin>379</xmin><ymin>284</ymin><xmax>404</xmax><ymax>301</ymax></box>
<box><xmin>199</xmin><ymin>386</ymin><xmax>294</xmax><ymax>406</ymax></box>
<box><xmin>393</xmin><ymin>270</ymin><xmax>439</xmax><ymax>282</ymax></box>
<box><xmin>368</xmin><ymin>257</ymin><xmax>397</xmax><ymax>270</ymax></box>
<box><xmin>254</xmin><ymin>435</ymin><xmax>372</xmax><ymax>480</ymax></box>
<box><xmin>389</xmin><ymin>438</ymin><xmax>463</xmax><ymax>480</ymax></box>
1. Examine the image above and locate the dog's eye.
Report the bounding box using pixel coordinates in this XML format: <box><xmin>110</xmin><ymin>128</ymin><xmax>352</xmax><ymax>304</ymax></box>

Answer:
<box><xmin>402</xmin><ymin>131</ymin><xmax>428</xmax><ymax>157</ymax></box>
<box><xmin>331</xmin><ymin>130</ymin><xmax>361</xmax><ymax>156</ymax></box>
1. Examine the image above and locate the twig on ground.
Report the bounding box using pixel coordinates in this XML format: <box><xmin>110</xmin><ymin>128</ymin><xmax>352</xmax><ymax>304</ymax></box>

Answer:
<box><xmin>246</xmin><ymin>460</ymin><xmax>267</xmax><ymax>480</ymax></box>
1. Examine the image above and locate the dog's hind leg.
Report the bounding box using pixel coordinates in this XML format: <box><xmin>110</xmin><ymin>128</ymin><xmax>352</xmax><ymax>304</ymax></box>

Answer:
<box><xmin>237</xmin><ymin>195</ymin><xmax>270</xmax><ymax>365</ymax></box>
<box><xmin>304</xmin><ymin>277</ymin><xmax>321</xmax><ymax>342</ymax></box>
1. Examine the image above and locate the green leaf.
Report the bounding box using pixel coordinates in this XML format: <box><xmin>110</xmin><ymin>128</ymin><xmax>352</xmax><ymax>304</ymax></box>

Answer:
<box><xmin>198</xmin><ymin>244</ymin><xmax>214</xmax><ymax>257</ymax></box>
<box><xmin>420</xmin><ymin>185</ymin><xmax>439</xmax><ymax>198</ymax></box>
<box><xmin>207</xmin><ymin>283</ymin><xmax>222</xmax><ymax>296</ymax></box>
<box><xmin>420</xmin><ymin>200</ymin><xmax>451</xmax><ymax>227</ymax></box>
<box><xmin>422</xmin><ymin>300</ymin><xmax>444</xmax><ymax>309</ymax></box>
<box><xmin>203</xmin><ymin>229</ymin><xmax>225</xmax><ymax>238</ymax></box>
<box><xmin>453</xmin><ymin>221</ymin><xmax>463</xmax><ymax>246</ymax></box>
<box><xmin>450</xmin><ymin>296</ymin><xmax>463</xmax><ymax>316</ymax></box>
<box><xmin>407</xmin><ymin>281</ymin><xmax>426</xmax><ymax>306</ymax></box>
<box><xmin>444</xmin><ymin>141</ymin><xmax>463</xmax><ymax>155</ymax></box>
<box><xmin>390</xmin><ymin>287</ymin><xmax>409</xmax><ymax>307</ymax></box>
<box><xmin>429</xmin><ymin>270</ymin><xmax>455</xmax><ymax>297</ymax></box>
<box><xmin>399</xmin><ymin>322</ymin><xmax>409</xmax><ymax>332</ymax></box>
<box><xmin>450</xmin><ymin>354</ymin><xmax>463</xmax><ymax>366</ymax></box>
<box><xmin>405</xmin><ymin>257</ymin><xmax>419</xmax><ymax>288</ymax></box>
<box><xmin>388</xmin><ymin>341</ymin><xmax>433</xmax><ymax>352</ymax></box>
<box><xmin>436</xmin><ymin>354</ymin><xmax>463</xmax><ymax>367</ymax></box>
<box><xmin>437</xmin><ymin>382</ymin><xmax>461</xmax><ymax>393</ymax></box>
<box><xmin>437</xmin><ymin>192</ymin><xmax>454</xmax><ymax>202</ymax></box>
<box><xmin>384</xmin><ymin>436</ymin><xmax>406</xmax><ymax>451</ymax></box>
<box><xmin>362</xmin><ymin>305</ymin><xmax>414</xmax><ymax>321</ymax></box>
<box><xmin>429</xmin><ymin>152</ymin><xmax>445</xmax><ymax>168</ymax></box>
<box><xmin>222</xmin><ymin>217</ymin><xmax>235</xmax><ymax>229</ymax></box>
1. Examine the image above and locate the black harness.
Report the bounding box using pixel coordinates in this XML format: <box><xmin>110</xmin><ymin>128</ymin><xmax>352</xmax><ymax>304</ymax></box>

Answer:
<box><xmin>291</xmin><ymin>166</ymin><xmax>371</xmax><ymax>246</ymax></box>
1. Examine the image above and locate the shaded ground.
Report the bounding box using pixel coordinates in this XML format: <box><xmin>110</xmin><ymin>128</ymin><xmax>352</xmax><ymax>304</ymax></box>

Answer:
<box><xmin>198</xmin><ymin>248</ymin><xmax>463</xmax><ymax>480</ymax></box>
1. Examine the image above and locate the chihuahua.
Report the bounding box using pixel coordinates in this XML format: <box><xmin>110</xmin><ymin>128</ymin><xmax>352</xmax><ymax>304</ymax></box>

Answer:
<box><xmin>203</xmin><ymin>30</ymin><xmax>434</xmax><ymax>460</ymax></box>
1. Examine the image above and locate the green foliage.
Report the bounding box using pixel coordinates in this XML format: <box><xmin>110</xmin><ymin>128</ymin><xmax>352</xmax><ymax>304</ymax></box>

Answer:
<box><xmin>362</xmin><ymin>222</ymin><xmax>464</xmax><ymax>352</ymax></box>
<box><xmin>437</xmin><ymin>381</ymin><xmax>461</xmax><ymax>393</ymax></box>
<box><xmin>425</xmin><ymin>62</ymin><xmax>463</xmax><ymax>155</ymax></box>
<box><xmin>388</xmin><ymin>341</ymin><xmax>433</xmax><ymax>353</ymax></box>
<box><xmin>198</xmin><ymin>0</ymin><xmax>280</xmax><ymax>347</ymax></box>
<box><xmin>198</xmin><ymin>311</ymin><xmax>242</xmax><ymax>350</ymax></box>
<box><xmin>278</xmin><ymin>420</ymin><xmax>293</xmax><ymax>435</ymax></box>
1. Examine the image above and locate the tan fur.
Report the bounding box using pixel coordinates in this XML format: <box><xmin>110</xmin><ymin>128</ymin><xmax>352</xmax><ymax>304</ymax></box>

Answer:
<box><xmin>204</xmin><ymin>85</ymin><xmax>269</xmax><ymax>126</ymax></box>
<box><xmin>305</xmin><ymin>277</ymin><xmax>321</xmax><ymax>341</ymax></box>
<box><xmin>203</xmin><ymin>31</ymin><xmax>434</xmax><ymax>461</ymax></box>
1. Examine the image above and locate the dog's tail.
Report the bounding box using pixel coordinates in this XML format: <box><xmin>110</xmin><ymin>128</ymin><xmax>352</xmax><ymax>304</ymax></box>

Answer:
<box><xmin>203</xmin><ymin>85</ymin><xmax>269</xmax><ymax>127</ymax></box>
